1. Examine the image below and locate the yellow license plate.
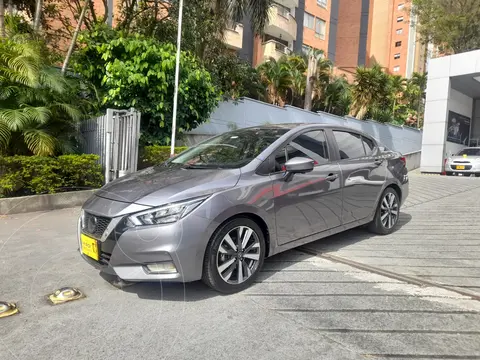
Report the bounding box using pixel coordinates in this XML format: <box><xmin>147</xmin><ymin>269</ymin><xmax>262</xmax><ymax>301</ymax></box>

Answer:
<box><xmin>81</xmin><ymin>234</ymin><xmax>99</xmax><ymax>261</ymax></box>
<box><xmin>456</xmin><ymin>165</ymin><xmax>465</xmax><ymax>170</ymax></box>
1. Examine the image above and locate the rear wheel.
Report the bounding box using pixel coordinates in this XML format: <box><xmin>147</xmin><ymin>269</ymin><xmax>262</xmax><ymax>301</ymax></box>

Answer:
<box><xmin>368</xmin><ymin>187</ymin><xmax>400</xmax><ymax>235</ymax></box>
<box><xmin>202</xmin><ymin>218</ymin><xmax>265</xmax><ymax>294</ymax></box>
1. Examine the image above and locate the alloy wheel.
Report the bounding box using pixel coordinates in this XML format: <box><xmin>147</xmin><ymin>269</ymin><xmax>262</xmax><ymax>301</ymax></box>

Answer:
<box><xmin>216</xmin><ymin>226</ymin><xmax>261</xmax><ymax>284</ymax></box>
<box><xmin>380</xmin><ymin>192</ymin><xmax>399</xmax><ymax>229</ymax></box>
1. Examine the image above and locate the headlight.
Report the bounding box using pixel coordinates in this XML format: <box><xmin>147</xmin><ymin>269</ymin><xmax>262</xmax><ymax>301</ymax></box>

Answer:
<box><xmin>126</xmin><ymin>196</ymin><xmax>208</xmax><ymax>227</ymax></box>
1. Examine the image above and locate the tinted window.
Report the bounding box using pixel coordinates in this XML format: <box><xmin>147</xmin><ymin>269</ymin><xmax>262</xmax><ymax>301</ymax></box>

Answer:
<box><xmin>457</xmin><ymin>148</ymin><xmax>480</xmax><ymax>156</ymax></box>
<box><xmin>362</xmin><ymin>136</ymin><xmax>375</xmax><ymax>154</ymax></box>
<box><xmin>274</xmin><ymin>130</ymin><xmax>329</xmax><ymax>172</ymax></box>
<box><xmin>169</xmin><ymin>128</ymin><xmax>289</xmax><ymax>169</ymax></box>
<box><xmin>333</xmin><ymin>131</ymin><xmax>366</xmax><ymax>159</ymax></box>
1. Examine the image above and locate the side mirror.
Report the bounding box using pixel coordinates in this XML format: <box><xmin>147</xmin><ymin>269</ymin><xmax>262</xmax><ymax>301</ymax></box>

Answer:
<box><xmin>284</xmin><ymin>157</ymin><xmax>314</xmax><ymax>181</ymax></box>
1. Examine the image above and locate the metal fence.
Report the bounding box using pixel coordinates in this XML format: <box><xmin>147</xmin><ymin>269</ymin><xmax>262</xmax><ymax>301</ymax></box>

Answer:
<box><xmin>80</xmin><ymin>108</ymin><xmax>141</xmax><ymax>184</ymax></box>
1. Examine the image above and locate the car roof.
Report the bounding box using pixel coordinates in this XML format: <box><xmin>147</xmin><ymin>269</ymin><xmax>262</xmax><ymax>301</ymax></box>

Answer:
<box><xmin>239</xmin><ymin>123</ymin><xmax>374</xmax><ymax>138</ymax></box>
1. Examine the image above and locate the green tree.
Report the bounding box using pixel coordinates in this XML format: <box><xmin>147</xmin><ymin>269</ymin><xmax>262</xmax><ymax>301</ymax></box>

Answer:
<box><xmin>350</xmin><ymin>64</ymin><xmax>390</xmax><ymax>119</ymax></box>
<box><xmin>410</xmin><ymin>0</ymin><xmax>480</xmax><ymax>54</ymax></box>
<box><xmin>257</xmin><ymin>58</ymin><xmax>293</xmax><ymax>106</ymax></box>
<box><xmin>322</xmin><ymin>76</ymin><xmax>352</xmax><ymax>116</ymax></box>
<box><xmin>74</xmin><ymin>26</ymin><xmax>220</xmax><ymax>146</ymax></box>
<box><xmin>0</xmin><ymin>35</ymin><xmax>88</xmax><ymax>155</ymax></box>
<box><xmin>388</xmin><ymin>75</ymin><xmax>406</xmax><ymax>117</ymax></box>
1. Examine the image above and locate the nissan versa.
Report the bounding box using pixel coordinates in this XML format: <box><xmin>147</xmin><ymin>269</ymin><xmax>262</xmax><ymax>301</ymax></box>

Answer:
<box><xmin>78</xmin><ymin>124</ymin><xmax>409</xmax><ymax>293</ymax></box>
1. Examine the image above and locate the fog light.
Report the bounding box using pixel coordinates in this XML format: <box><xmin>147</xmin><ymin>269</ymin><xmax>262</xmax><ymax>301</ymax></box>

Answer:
<box><xmin>0</xmin><ymin>301</ymin><xmax>19</xmax><ymax>318</ymax></box>
<box><xmin>145</xmin><ymin>262</ymin><xmax>177</xmax><ymax>274</ymax></box>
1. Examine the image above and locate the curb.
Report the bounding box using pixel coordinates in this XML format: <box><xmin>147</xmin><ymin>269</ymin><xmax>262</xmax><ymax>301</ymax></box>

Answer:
<box><xmin>0</xmin><ymin>189</ymin><xmax>97</xmax><ymax>216</ymax></box>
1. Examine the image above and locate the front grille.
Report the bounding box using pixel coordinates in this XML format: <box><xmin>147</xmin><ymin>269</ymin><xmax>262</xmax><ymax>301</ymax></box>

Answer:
<box><xmin>453</xmin><ymin>161</ymin><xmax>470</xmax><ymax>164</ymax></box>
<box><xmin>82</xmin><ymin>212</ymin><xmax>111</xmax><ymax>239</ymax></box>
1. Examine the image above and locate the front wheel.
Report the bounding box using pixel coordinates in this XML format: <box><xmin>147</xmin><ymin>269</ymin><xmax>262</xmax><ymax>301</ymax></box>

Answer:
<box><xmin>202</xmin><ymin>218</ymin><xmax>265</xmax><ymax>294</ymax></box>
<box><xmin>368</xmin><ymin>187</ymin><xmax>400</xmax><ymax>235</ymax></box>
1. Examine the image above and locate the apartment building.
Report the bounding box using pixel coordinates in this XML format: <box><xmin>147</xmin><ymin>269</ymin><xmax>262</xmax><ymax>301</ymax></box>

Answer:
<box><xmin>233</xmin><ymin>0</ymin><xmax>337</xmax><ymax>67</ymax></box>
<box><xmin>332</xmin><ymin>0</ymin><xmax>427</xmax><ymax>78</ymax></box>
<box><xmin>230</xmin><ymin>0</ymin><xmax>427</xmax><ymax>77</ymax></box>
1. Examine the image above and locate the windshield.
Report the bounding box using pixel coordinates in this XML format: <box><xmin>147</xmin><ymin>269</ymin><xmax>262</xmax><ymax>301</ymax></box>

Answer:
<box><xmin>456</xmin><ymin>148</ymin><xmax>480</xmax><ymax>156</ymax></box>
<box><xmin>167</xmin><ymin>128</ymin><xmax>289</xmax><ymax>169</ymax></box>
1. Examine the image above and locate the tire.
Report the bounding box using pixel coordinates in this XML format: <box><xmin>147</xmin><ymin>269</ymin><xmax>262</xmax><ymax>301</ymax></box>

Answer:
<box><xmin>446</xmin><ymin>172</ymin><xmax>453</xmax><ymax>176</ymax></box>
<box><xmin>368</xmin><ymin>187</ymin><xmax>400</xmax><ymax>235</ymax></box>
<box><xmin>202</xmin><ymin>217</ymin><xmax>266</xmax><ymax>294</ymax></box>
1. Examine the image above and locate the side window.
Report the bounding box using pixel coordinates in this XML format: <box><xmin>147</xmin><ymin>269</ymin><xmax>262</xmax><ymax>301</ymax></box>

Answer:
<box><xmin>362</xmin><ymin>136</ymin><xmax>375</xmax><ymax>154</ymax></box>
<box><xmin>333</xmin><ymin>131</ymin><xmax>366</xmax><ymax>160</ymax></box>
<box><xmin>273</xmin><ymin>130</ymin><xmax>329</xmax><ymax>172</ymax></box>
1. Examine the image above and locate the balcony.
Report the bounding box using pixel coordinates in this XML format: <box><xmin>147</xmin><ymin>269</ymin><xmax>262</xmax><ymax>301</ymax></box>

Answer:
<box><xmin>224</xmin><ymin>24</ymin><xmax>243</xmax><ymax>50</ymax></box>
<box><xmin>275</xmin><ymin>0</ymin><xmax>299</xmax><ymax>8</ymax></box>
<box><xmin>265</xmin><ymin>5</ymin><xmax>297</xmax><ymax>41</ymax></box>
<box><xmin>262</xmin><ymin>40</ymin><xmax>292</xmax><ymax>62</ymax></box>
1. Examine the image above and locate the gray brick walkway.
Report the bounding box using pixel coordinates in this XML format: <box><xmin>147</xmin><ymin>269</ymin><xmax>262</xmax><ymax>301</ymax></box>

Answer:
<box><xmin>306</xmin><ymin>174</ymin><xmax>480</xmax><ymax>295</ymax></box>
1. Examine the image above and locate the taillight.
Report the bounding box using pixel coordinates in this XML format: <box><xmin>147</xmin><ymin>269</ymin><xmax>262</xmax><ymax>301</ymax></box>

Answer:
<box><xmin>400</xmin><ymin>156</ymin><xmax>406</xmax><ymax>166</ymax></box>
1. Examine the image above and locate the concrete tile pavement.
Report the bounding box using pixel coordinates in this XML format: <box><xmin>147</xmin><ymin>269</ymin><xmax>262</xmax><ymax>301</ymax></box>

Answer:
<box><xmin>2</xmin><ymin>174</ymin><xmax>480</xmax><ymax>359</ymax></box>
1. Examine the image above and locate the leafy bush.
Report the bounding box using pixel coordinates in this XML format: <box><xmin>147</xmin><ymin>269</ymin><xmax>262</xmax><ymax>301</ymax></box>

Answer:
<box><xmin>74</xmin><ymin>26</ymin><xmax>220</xmax><ymax>146</ymax></box>
<box><xmin>0</xmin><ymin>154</ymin><xmax>103</xmax><ymax>198</ymax></box>
<box><xmin>0</xmin><ymin>33</ymin><xmax>95</xmax><ymax>156</ymax></box>
<box><xmin>140</xmin><ymin>146</ymin><xmax>188</xmax><ymax>169</ymax></box>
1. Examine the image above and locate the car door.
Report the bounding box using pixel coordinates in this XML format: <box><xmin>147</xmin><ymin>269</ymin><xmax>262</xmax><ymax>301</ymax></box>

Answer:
<box><xmin>331</xmin><ymin>130</ymin><xmax>387</xmax><ymax>224</ymax></box>
<box><xmin>270</xmin><ymin>129</ymin><xmax>342</xmax><ymax>246</ymax></box>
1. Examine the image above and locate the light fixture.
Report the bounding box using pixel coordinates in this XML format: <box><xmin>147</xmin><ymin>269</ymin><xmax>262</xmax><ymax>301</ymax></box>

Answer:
<box><xmin>145</xmin><ymin>262</ymin><xmax>178</xmax><ymax>274</ymax></box>
<box><xmin>0</xmin><ymin>301</ymin><xmax>19</xmax><ymax>318</ymax></box>
<box><xmin>47</xmin><ymin>287</ymin><xmax>85</xmax><ymax>305</ymax></box>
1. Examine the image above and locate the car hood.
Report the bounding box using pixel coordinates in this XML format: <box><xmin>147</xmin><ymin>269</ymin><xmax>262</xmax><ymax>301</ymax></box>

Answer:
<box><xmin>449</xmin><ymin>156</ymin><xmax>480</xmax><ymax>162</ymax></box>
<box><xmin>95</xmin><ymin>165</ymin><xmax>241</xmax><ymax>206</ymax></box>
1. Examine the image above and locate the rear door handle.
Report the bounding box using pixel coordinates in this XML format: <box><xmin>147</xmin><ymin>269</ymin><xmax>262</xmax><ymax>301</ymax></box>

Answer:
<box><xmin>325</xmin><ymin>173</ymin><xmax>338</xmax><ymax>182</ymax></box>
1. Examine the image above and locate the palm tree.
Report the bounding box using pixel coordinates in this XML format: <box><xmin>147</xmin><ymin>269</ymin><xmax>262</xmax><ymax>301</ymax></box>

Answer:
<box><xmin>388</xmin><ymin>75</ymin><xmax>406</xmax><ymax>117</ymax></box>
<box><xmin>0</xmin><ymin>0</ymin><xmax>5</xmax><ymax>38</ymax></box>
<box><xmin>290</xmin><ymin>67</ymin><xmax>305</xmax><ymax>106</ymax></box>
<box><xmin>349</xmin><ymin>64</ymin><xmax>390</xmax><ymax>119</ymax></box>
<box><xmin>215</xmin><ymin>0</ymin><xmax>275</xmax><ymax>34</ymax></box>
<box><xmin>323</xmin><ymin>76</ymin><xmax>351</xmax><ymax>116</ymax></box>
<box><xmin>257</xmin><ymin>58</ymin><xmax>292</xmax><ymax>106</ymax></box>
<box><xmin>0</xmin><ymin>35</ymin><xmax>86</xmax><ymax>155</ymax></box>
<box><xmin>304</xmin><ymin>49</ymin><xmax>331</xmax><ymax>110</ymax></box>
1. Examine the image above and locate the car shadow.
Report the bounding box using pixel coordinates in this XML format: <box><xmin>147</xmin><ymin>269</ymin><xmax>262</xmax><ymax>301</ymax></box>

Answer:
<box><xmin>111</xmin><ymin>213</ymin><xmax>412</xmax><ymax>301</ymax></box>
<box><xmin>307</xmin><ymin>212</ymin><xmax>413</xmax><ymax>252</ymax></box>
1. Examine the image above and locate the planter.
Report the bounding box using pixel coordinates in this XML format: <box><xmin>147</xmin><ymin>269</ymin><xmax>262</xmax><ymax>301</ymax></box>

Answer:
<box><xmin>0</xmin><ymin>189</ymin><xmax>97</xmax><ymax>215</ymax></box>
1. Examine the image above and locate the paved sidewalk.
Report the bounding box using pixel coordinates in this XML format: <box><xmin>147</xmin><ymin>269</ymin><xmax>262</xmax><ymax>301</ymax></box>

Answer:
<box><xmin>306</xmin><ymin>174</ymin><xmax>480</xmax><ymax>295</ymax></box>
<box><xmin>2</xmin><ymin>204</ymin><xmax>480</xmax><ymax>359</ymax></box>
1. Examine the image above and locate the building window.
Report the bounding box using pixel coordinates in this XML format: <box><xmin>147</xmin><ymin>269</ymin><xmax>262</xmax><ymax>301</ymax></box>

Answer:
<box><xmin>317</xmin><ymin>0</ymin><xmax>328</xmax><ymax>8</ymax></box>
<box><xmin>395</xmin><ymin>41</ymin><xmax>402</xmax><ymax>47</ymax></box>
<box><xmin>394</xmin><ymin>53</ymin><xmax>401</xmax><ymax>59</ymax></box>
<box><xmin>393</xmin><ymin>66</ymin><xmax>400</xmax><ymax>72</ymax></box>
<box><xmin>275</xmin><ymin>2</ymin><xmax>290</xmax><ymax>18</ymax></box>
<box><xmin>315</xmin><ymin>18</ymin><xmax>326</xmax><ymax>39</ymax></box>
<box><xmin>397</xmin><ymin>3</ymin><xmax>404</xmax><ymax>10</ymax></box>
<box><xmin>397</xmin><ymin>16</ymin><xmax>404</xmax><ymax>22</ymax></box>
<box><xmin>304</xmin><ymin>12</ymin><xmax>315</xmax><ymax>29</ymax></box>
<box><xmin>396</xmin><ymin>28</ymin><xmax>403</xmax><ymax>35</ymax></box>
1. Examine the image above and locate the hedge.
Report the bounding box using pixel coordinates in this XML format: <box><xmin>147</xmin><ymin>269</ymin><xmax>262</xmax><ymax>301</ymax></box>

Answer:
<box><xmin>140</xmin><ymin>145</ymin><xmax>188</xmax><ymax>169</ymax></box>
<box><xmin>0</xmin><ymin>154</ymin><xmax>103</xmax><ymax>198</ymax></box>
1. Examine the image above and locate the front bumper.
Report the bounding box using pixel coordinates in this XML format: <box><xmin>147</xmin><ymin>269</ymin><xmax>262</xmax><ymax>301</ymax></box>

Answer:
<box><xmin>77</xmin><ymin>196</ymin><xmax>215</xmax><ymax>283</ymax></box>
<box><xmin>447</xmin><ymin>162</ymin><xmax>480</xmax><ymax>175</ymax></box>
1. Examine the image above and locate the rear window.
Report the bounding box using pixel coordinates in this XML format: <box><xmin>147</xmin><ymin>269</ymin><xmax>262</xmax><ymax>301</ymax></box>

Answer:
<box><xmin>457</xmin><ymin>148</ymin><xmax>480</xmax><ymax>156</ymax></box>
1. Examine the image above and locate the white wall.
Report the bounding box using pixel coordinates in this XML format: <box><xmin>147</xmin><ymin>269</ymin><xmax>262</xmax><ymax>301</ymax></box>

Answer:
<box><xmin>420</xmin><ymin>50</ymin><xmax>480</xmax><ymax>172</ymax></box>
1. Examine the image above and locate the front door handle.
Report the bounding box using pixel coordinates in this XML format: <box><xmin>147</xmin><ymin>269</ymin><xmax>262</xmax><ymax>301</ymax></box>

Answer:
<box><xmin>325</xmin><ymin>173</ymin><xmax>338</xmax><ymax>182</ymax></box>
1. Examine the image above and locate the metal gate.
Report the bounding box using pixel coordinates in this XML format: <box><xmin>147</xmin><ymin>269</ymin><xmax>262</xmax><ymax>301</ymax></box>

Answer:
<box><xmin>80</xmin><ymin>108</ymin><xmax>141</xmax><ymax>184</ymax></box>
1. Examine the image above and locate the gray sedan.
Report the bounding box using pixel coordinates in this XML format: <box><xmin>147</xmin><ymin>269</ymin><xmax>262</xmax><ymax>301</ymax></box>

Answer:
<box><xmin>78</xmin><ymin>124</ymin><xmax>409</xmax><ymax>293</ymax></box>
